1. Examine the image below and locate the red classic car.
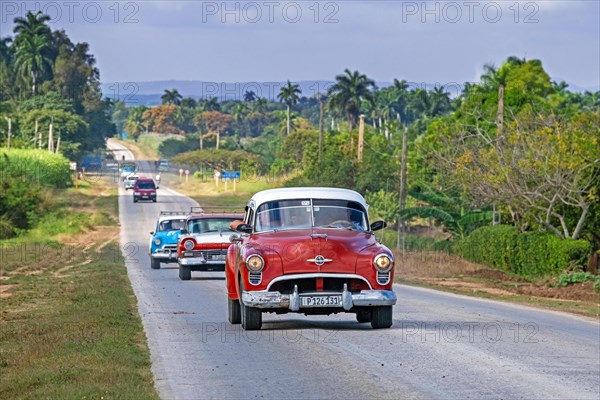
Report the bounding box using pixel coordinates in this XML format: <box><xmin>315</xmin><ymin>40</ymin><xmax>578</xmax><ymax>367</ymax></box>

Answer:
<box><xmin>177</xmin><ymin>211</ymin><xmax>244</xmax><ymax>280</ymax></box>
<box><xmin>226</xmin><ymin>187</ymin><xmax>397</xmax><ymax>330</ymax></box>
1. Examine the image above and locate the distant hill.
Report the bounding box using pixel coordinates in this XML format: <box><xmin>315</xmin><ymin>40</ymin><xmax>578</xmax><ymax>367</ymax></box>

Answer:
<box><xmin>100</xmin><ymin>79</ymin><xmax>598</xmax><ymax>106</ymax></box>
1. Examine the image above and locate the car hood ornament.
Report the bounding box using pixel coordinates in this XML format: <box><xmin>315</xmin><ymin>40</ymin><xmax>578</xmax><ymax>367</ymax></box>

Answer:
<box><xmin>307</xmin><ymin>255</ymin><xmax>333</xmax><ymax>266</ymax></box>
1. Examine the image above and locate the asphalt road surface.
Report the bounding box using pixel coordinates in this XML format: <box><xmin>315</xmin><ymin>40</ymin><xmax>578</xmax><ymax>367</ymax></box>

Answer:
<box><xmin>108</xmin><ymin>140</ymin><xmax>600</xmax><ymax>400</ymax></box>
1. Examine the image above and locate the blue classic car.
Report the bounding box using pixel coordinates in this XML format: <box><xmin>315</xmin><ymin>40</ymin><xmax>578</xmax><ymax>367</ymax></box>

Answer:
<box><xmin>149</xmin><ymin>211</ymin><xmax>189</xmax><ymax>269</ymax></box>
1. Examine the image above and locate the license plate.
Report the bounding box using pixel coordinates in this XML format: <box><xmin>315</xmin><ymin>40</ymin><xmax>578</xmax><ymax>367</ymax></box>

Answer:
<box><xmin>209</xmin><ymin>254</ymin><xmax>226</xmax><ymax>261</ymax></box>
<box><xmin>301</xmin><ymin>295</ymin><xmax>342</xmax><ymax>307</ymax></box>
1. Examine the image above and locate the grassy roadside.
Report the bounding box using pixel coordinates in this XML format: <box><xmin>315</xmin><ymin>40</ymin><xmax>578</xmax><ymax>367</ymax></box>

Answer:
<box><xmin>0</xmin><ymin>178</ymin><xmax>159</xmax><ymax>399</ymax></box>
<box><xmin>393</xmin><ymin>250</ymin><xmax>600</xmax><ymax>319</ymax></box>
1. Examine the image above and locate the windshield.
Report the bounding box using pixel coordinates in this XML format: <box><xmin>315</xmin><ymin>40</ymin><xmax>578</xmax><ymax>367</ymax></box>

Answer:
<box><xmin>254</xmin><ymin>199</ymin><xmax>368</xmax><ymax>232</ymax></box>
<box><xmin>188</xmin><ymin>218</ymin><xmax>237</xmax><ymax>234</ymax></box>
<box><xmin>136</xmin><ymin>181</ymin><xmax>155</xmax><ymax>189</ymax></box>
<box><xmin>122</xmin><ymin>166</ymin><xmax>136</xmax><ymax>172</ymax></box>
<box><xmin>159</xmin><ymin>219</ymin><xmax>186</xmax><ymax>232</ymax></box>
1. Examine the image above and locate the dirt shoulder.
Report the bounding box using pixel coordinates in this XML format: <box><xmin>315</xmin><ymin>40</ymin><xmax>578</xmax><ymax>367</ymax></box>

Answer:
<box><xmin>394</xmin><ymin>250</ymin><xmax>600</xmax><ymax>319</ymax></box>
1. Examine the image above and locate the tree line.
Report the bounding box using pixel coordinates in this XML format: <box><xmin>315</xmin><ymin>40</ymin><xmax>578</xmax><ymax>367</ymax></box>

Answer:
<box><xmin>0</xmin><ymin>11</ymin><xmax>115</xmax><ymax>160</ymax></box>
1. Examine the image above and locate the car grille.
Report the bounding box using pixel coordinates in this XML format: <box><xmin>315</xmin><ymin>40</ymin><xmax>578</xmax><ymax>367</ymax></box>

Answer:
<box><xmin>377</xmin><ymin>271</ymin><xmax>390</xmax><ymax>285</ymax></box>
<box><xmin>157</xmin><ymin>244</ymin><xmax>177</xmax><ymax>254</ymax></box>
<box><xmin>249</xmin><ymin>272</ymin><xmax>262</xmax><ymax>285</ymax></box>
<box><xmin>189</xmin><ymin>249</ymin><xmax>227</xmax><ymax>260</ymax></box>
<box><xmin>270</xmin><ymin>277</ymin><xmax>370</xmax><ymax>294</ymax></box>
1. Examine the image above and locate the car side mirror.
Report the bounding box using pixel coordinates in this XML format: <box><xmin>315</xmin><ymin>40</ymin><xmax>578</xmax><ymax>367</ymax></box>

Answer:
<box><xmin>236</xmin><ymin>224</ymin><xmax>253</xmax><ymax>234</ymax></box>
<box><xmin>230</xmin><ymin>234</ymin><xmax>242</xmax><ymax>243</ymax></box>
<box><xmin>180</xmin><ymin>229</ymin><xmax>188</xmax><ymax>235</ymax></box>
<box><xmin>150</xmin><ymin>231</ymin><xmax>154</xmax><ymax>235</ymax></box>
<box><xmin>370</xmin><ymin>220</ymin><xmax>387</xmax><ymax>231</ymax></box>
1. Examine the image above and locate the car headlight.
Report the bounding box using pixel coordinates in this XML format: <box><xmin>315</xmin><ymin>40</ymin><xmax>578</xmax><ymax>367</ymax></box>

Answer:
<box><xmin>246</xmin><ymin>255</ymin><xmax>264</xmax><ymax>272</ymax></box>
<box><xmin>154</xmin><ymin>238</ymin><xmax>161</xmax><ymax>246</ymax></box>
<box><xmin>374</xmin><ymin>254</ymin><xmax>393</xmax><ymax>272</ymax></box>
<box><xmin>183</xmin><ymin>239</ymin><xmax>195</xmax><ymax>250</ymax></box>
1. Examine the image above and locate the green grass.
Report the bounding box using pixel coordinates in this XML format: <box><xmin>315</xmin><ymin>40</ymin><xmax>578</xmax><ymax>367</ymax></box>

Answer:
<box><xmin>163</xmin><ymin>171</ymin><xmax>280</xmax><ymax>209</ymax></box>
<box><xmin>132</xmin><ymin>134</ymin><xmax>180</xmax><ymax>160</ymax></box>
<box><xmin>0</xmin><ymin>178</ymin><xmax>158</xmax><ymax>399</ymax></box>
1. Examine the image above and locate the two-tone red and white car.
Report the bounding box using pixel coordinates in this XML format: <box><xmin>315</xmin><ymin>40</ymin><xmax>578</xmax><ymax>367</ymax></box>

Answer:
<box><xmin>226</xmin><ymin>187</ymin><xmax>397</xmax><ymax>330</ymax></box>
<box><xmin>177</xmin><ymin>211</ymin><xmax>244</xmax><ymax>280</ymax></box>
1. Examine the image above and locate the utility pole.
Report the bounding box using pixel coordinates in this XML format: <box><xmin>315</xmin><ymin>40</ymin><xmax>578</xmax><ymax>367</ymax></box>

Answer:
<box><xmin>56</xmin><ymin>129</ymin><xmax>61</xmax><ymax>153</ymax></box>
<box><xmin>357</xmin><ymin>115</ymin><xmax>365</xmax><ymax>162</ymax></box>
<box><xmin>397</xmin><ymin>125</ymin><xmax>408</xmax><ymax>250</ymax></box>
<box><xmin>318</xmin><ymin>94</ymin><xmax>324</xmax><ymax>162</ymax></box>
<box><xmin>48</xmin><ymin>123</ymin><xmax>54</xmax><ymax>152</ymax></box>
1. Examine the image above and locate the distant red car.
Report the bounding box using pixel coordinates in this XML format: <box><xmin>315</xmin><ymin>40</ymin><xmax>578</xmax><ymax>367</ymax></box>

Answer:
<box><xmin>133</xmin><ymin>178</ymin><xmax>157</xmax><ymax>203</ymax></box>
<box><xmin>177</xmin><ymin>211</ymin><xmax>244</xmax><ymax>280</ymax></box>
<box><xmin>226</xmin><ymin>187</ymin><xmax>396</xmax><ymax>330</ymax></box>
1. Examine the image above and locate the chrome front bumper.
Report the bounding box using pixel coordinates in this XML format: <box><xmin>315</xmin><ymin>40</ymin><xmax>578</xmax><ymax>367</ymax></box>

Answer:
<box><xmin>242</xmin><ymin>284</ymin><xmax>397</xmax><ymax>312</ymax></box>
<box><xmin>178</xmin><ymin>257</ymin><xmax>225</xmax><ymax>266</ymax></box>
<box><xmin>152</xmin><ymin>252</ymin><xmax>177</xmax><ymax>260</ymax></box>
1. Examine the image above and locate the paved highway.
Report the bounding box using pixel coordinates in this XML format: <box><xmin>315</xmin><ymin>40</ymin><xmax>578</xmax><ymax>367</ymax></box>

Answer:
<box><xmin>108</xmin><ymin>140</ymin><xmax>600</xmax><ymax>400</ymax></box>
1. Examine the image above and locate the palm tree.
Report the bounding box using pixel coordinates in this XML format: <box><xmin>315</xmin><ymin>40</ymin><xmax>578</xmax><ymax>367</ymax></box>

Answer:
<box><xmin>12</xmin><ymin>11</ymin><xmax>52</xmax><ymax>96</ymax></box>
<box><xmin>13</xmin><ymin>11</ymin><xmax>51</xmax><ymax>43</ymax></box>
<box><xmin>14</xmin><ymin>34</ymin><xmax>52</xmax><ymax>95</ymax></box>
<box><xmin>232</xmin><ymin>102</ymin><xmax>249</xmax><ymax>136</ymax></box>
<box><xmin>199</xmin><ymin>96</ymin><xmax>220</xmax><ymax>112</ymax></box>
<box><xmin>480</xmin><ymin>57</ymin><xmax>525</xmax><ymax>136</ymax></box>
<box><xmin>327</xmin><ymin>69</ymin><xmax>375</xmax><ymax>130</ymax></box>
<box><xmin>161</xmin><ymin>88</ymin><xmax>182</xmax><ymax>106</ymax></box>
<box><xmin>277</xmin><ymin>80</ymin><xmax>301</xmax><ymax>136</ymax></box>
<box><xmin>253</xmin><ymin>97</ymin><xmax>268</xmax><ymax>114</ymax></box>
<box><xmin>244</xmin><ymin>90</ymin><xmax>257</xmax><ymax>102</ymax></box>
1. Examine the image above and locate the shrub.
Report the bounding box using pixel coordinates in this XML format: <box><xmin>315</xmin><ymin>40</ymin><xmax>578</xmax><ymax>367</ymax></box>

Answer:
<box><xmin>0</xmin><ymin>148</ymin><xmax>71</xmax><ymax>187</ymax></box>
<box><xmin>0</xmin><ymin>176</ymin><xmax>48</xmax><ymax>238</ymax></box>
<box><xmin>459</xmin><ymin>225</ymin><xmax>593</xmax><ymax>278</ymax></box>
<box><xmin>554</xmin><ymin>272</ymin><xmax>598</xmax><ymax>287</ymax></box>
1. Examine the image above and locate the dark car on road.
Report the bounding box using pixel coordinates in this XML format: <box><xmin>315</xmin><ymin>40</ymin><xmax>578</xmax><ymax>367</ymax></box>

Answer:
<box><xmin>133</xmin><ymin>178</ymin><xmax>157</xmax><ymax>203</ymax></box>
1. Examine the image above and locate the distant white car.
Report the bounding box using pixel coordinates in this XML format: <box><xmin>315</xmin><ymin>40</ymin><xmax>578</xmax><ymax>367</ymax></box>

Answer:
<box><xmin>124</xmin><ymin>174</ymin><xmax>139</xmax><ymax>190</ymax></box>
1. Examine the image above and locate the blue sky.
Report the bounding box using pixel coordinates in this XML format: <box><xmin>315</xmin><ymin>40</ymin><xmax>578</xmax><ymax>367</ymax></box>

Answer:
<box><xmin>1</xmin><ymin>1</ymin><xmax>599</xmax><ymax>90</ymax></box>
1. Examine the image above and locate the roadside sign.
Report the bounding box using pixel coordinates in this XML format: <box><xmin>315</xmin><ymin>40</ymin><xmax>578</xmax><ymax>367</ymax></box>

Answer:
<box><xmin>221</xmin><ymin>171</ymin><xmax>241</xmax><ymax>180</ymax></box>
<box><xmin>69</xmin><ymin>162</ymin><xmax>77</xmax><ymax>171</ymax></box>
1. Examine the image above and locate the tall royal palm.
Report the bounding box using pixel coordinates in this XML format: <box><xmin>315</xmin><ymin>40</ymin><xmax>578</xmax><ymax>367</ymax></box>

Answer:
<box><xmin>161</xmin><ymin>88</ymin><xmax>183</xmax><ymax>106</ymax></box>
<box><xmin>12</xmin><ymin>11</ymin><xmax>52</xmax><ymax>96</ymax></box>
<box><xmin>14</xmin><ymin>34</ymin><xmax>52</xmax><ymax>96</ymax></box>
<box><xmin>480</xmin><ymin>57</ymin><xmax>525</xmax><ymax>136</ymax></box>
<box><xmin>13</xmin><ymin>11</ymin><xmax>51</xmax><ymax>42</ymax></box>
<box><xmin>327</xmin><ymin>69</ymin><xmax>375</xmax><ymax>130</ymax></box>
<box><xmin>277</xmin><ymin>80</ymin><xmax>301</xmax><ymax>136</ymax></box>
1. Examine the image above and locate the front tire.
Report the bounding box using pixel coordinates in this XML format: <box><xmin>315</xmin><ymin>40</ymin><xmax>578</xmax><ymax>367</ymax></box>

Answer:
<box><xmin>228</xmin><ymin>298</ymin><xmax>241</xmax><ymax>324</ymax></box>
<box><xmin>151</xmin><ymin>257</ymin><xmax>161</xmax><ymax>269</ymax></box>
<box><xmin>356</xmin><ymin>309</ymin><xmax>372</xmax><ymax>323</ymax></box>
<box><xmin>178</xmin><ymin>264</ymin><xmax>191</xmax><ymax>280</ymax></box>
<box><xmin>240</xmin><ymin>280</ymin><xmax>262</xmax><ymax>330</ymax></box>
<box><xmin>370</xmin><ymin>306</ymin><xmax>393</xmax><ymax>329</ymax></box>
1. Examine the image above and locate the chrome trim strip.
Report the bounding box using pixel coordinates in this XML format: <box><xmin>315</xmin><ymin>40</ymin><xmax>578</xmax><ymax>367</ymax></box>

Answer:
<box><xmin>266</xmin><ymin>273</ymin><xmax>373</xmax><ymax>290</ymax></box>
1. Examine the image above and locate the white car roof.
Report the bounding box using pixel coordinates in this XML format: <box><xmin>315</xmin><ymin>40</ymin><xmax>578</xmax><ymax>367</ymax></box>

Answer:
<box><xmin>249</xmin><ymin>187</ymin><xmax>368</xmax><ymax>209</ymax></box>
